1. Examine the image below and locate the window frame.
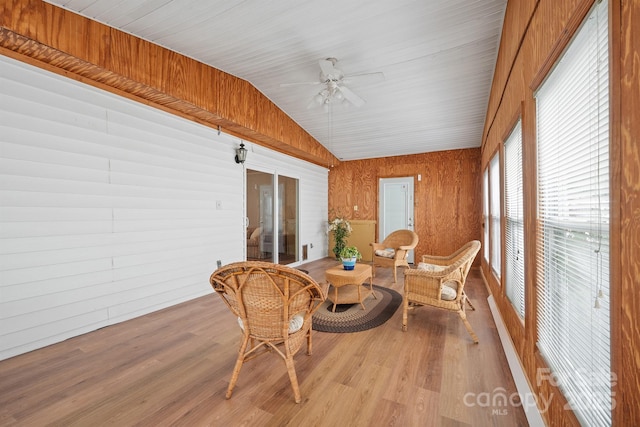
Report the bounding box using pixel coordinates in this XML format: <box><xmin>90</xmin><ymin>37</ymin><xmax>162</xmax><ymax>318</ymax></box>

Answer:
<box><xmin>489</xmin><ymin>151</ymin><xmax>501</xmax><ymax>280</ymax></box>
<box><xmin>504</xmin><ymin>119</ymin><xmax>525</xmax><ymax>320</ymax></box>
<box><xmin>482</xmin><ymin>167</ymin><xmax>490</xmax><ymax>263</ymax></box>
<box><xmin>534</xmin><ymin>0</ymin><xmax>611</xmax><ymax>424</ymax></box>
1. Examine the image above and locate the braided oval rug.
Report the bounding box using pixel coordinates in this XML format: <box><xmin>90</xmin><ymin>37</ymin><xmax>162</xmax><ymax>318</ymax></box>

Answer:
<box><xmin>312</xmin><ymin>285</ymin><xmax>402</xmax><ymax>333</ymax></box>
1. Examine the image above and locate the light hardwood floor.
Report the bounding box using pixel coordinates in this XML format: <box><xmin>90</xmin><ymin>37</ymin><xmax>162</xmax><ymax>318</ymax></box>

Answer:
<box><xmin>0</xmin><ymin>258</ymin><xmax>528</xmax><ymax>426</ymax></box>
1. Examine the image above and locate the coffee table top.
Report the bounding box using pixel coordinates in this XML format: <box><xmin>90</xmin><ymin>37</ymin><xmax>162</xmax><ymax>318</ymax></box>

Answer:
<box><xmin>325</xmin><ymin>263</ymin><xmax>372</xmax><ymax>287</ymax></box>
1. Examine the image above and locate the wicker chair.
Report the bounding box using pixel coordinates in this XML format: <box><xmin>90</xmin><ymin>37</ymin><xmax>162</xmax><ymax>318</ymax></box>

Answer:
<box><xmin>246</xmin><ymin>226</ymin><xmax>262</xmax><ymax>259</ymax></box>
<box><xmin>209</xmin><ymin>261</ymin><xmax>327</xmax><ymax>403</ymax></box>
<box><xmin>402</xmin><ymin>240</ymin><xmax>481</xmax><ymax>343</ymax></box>
<box><xmin>370</xmin><ymin>229</ymin><xmax>419</xmax><ymax>283</ymax></box>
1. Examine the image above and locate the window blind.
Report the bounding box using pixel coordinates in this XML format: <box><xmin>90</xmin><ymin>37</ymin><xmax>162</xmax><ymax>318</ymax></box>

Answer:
<box><xmin>535</xmin><ymin>0</ymin><xmax>610</xmax><ymax>425</ymax></box>
<box><xmin>504</xmin><ymin>120</ymin><xmax>525</xmax><ymax>319</ymax></box>
<box><xmin>489</xmin><ymin>153</ymin><xmax>501</xmax><ymax>278</ymax></box>
<box><xmin>483</xmin><ymin>168</ymin><xmax>490</xmax><ymax>262</ymax></box>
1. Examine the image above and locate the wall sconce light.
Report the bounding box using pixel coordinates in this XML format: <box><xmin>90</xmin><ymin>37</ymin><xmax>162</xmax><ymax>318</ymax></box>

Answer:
<box><xmin>235</xmin><ymin>142</ymin><xmax>247</xmax><ymax>164</ymax></box>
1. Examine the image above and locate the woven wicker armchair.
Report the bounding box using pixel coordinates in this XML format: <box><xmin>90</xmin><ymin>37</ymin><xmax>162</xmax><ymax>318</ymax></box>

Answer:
<box><xmin>402</xmin><ymin>240</ymin><xmax>481</xmax><ymax>343</ymax></box>
<box><xmin>370</xmin><ymin>229</ymin><xmax>419</xmax><ymax>283</ymax></box>
<box><xmin>246</xmin><ymin>226</ymin><xmax>262</xmax><ymax>259</ymax></box>
<box><xmin>209</xmin><ymin>261</ymin><xmax>327</xmax><ymax>403</ymax></box>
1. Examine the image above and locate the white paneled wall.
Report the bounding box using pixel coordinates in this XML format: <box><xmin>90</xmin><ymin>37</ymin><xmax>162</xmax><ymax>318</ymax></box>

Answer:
<box><xmin>0</xmin><ymin>55</ymin><xmax>329</xmax><ymax>360</ymax></box>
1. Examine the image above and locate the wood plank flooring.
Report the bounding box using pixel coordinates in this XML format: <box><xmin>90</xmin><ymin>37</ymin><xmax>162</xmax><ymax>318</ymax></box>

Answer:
<box><xmin>0</xmin><ymin>258</ymin><xmax>529</xmax><ymax>426</ymax></box>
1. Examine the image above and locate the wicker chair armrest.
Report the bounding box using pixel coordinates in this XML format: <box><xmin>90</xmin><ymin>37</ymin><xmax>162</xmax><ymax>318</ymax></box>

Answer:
<box><xmin>421</xmin><ymin>240</ymin><xmax>481</xmax><ymax>267</ymax></box>
<box><xmin>319</xmin><ymin>281</ymin><xmax>330</xmax><ymax>298</ymax></box>
<box><xmin>404</xmin><ymin>268</ymin><xmax>465</xmax><ymax>300</ymax></box>
<box><xmin>403</xmin><ymin>270</ymin><xmax>442</xmax><ymax>297</ymax></box>
<box><xmin>421</xmin><ymin>253</ymin><xmax>456</xmax><ymax>265</ymax></box>
<box><xmin>405</xmin><ymin>266</ymin><xmax>458</xmax><ymax>280</ymax></box>
<box><xmin>393</xmin><ymin>248</ymin><xmax>409</xmax><ymax>260</ymax></box>
<box><xmin>370</xmin><ymin>242</ymin><xmax>386</xmax><ymax>250</ymax></box>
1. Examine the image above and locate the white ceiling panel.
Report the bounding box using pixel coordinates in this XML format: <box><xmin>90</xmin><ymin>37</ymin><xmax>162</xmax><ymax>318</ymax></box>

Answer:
<box><xmin>45</xmin><ymin>0</ymin><xmax>506</xmax><ymax>161</ymax></box>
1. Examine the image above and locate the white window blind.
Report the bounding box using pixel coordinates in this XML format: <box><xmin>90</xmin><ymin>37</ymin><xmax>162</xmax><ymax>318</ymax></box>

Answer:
<box><xmin>483</xmin><ymin>168</ymin><xmax>490</xmax><ymax>262</ymax></box>
<box><xmin>489</xmin><ymin>153</ymin><xmax>501</xmax><ymax>278</ymax></box>
<box><xmin>535</xmin><ymin>0</ymin><xmax>610</xmax><ymax>425</ymax></box>
<box><xmin>504</xmin><ymin>119</ymin><xmax>525</xmax><ymax>319</ymax></box>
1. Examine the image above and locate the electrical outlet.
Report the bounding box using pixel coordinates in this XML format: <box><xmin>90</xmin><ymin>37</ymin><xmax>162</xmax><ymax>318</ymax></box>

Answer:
<box><xmin>216</xmin><ymin>260</ymin><xmax>222</xmax><ymax>268</ymax></box>
<box><xmin>310</xmin><ymin>243</ymin><xmax>314</xmax><ymax>248</ymax></box>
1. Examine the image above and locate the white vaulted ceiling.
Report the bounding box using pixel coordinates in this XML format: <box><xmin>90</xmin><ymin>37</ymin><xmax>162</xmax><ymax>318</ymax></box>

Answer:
<box><xmin>44</xmin><ymin>0</ymin><xmax>506</xmax><ymax>161</ymax></box>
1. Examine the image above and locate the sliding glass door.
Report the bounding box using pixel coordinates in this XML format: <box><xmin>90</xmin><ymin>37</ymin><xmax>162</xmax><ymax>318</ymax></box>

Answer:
<box><xmin>246</xmin><ymin>169</ymin><xmax>298</xmax><ymax>265</ymax></box>
<box><xmin>278</xmin><ymin>175</ymin><xmax>298</xmax><ymax>264</ymax></box>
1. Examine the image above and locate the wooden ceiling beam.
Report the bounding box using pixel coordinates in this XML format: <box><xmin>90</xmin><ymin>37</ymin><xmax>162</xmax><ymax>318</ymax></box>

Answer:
<box><xmin>0</xmin><ymin>0</ymin><xmax>338</xmax><ymax>167</ymax></box>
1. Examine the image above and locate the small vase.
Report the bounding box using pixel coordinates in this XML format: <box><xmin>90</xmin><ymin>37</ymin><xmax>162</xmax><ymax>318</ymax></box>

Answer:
<box><xmin>341</xmin><ymin>257</ymin><xmax>357</xmax><ymax>270</ymax></box>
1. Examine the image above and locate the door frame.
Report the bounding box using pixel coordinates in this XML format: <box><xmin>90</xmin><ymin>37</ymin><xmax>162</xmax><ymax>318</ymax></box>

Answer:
<box><xmin>378</xmin><ymin>176</ymin><xmax>415</xmax><ymax>263</ymax></box>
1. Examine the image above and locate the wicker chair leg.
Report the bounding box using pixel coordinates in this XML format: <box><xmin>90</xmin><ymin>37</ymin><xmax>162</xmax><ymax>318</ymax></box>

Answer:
<box><xmin>306</xmin><ymin>329</ymin><xmax>313</xmax><ymax>356</ymax></box>
<box><xmin>284</xmin><ymin>356</ymin><xmax>302</xmax><ymax>403</ymax></box>
<box><xmin>458</xmin><ymin>311</ymin><xmax>479</xmax><ymax>344</ymax></box>
<box><xmin>464</xmin><ymin>293</ymin><xmax>476</xmax><ymax>311</ymax></box>
<box><xmin>226</xmin><ymin>338</ymin><xmax>249</xmax><ymax>399</ymax></box>
<box><xmin>393</xmin><ymin>266</ymin><xmax>398</xmax><ymax>284</ymax></box>
<box><xmin>402</xmin><ymin>297</ymin><xmax>409</xmax><ymax>332</ymax></box>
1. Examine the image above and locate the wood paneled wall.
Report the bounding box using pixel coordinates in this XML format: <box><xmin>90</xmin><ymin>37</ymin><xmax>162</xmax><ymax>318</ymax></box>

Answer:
<box><xmin>481</xmin><ymin>0</ymin><xmax>640</xmax><ymax>425</ymax></box>
<box><xmin>328</xmin><ymin>148</ymin><xmax>482</xmax><ymax>264</ymax></box>
<box><xmin>0</xmin><ymin>0</ymin><xmax>338</xmax><ymax>168</ymax></box>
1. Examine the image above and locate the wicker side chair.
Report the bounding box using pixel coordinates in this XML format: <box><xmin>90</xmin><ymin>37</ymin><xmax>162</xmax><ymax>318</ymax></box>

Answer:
<box><xmin>209</xmin><ymin>261</ymin><xmax>327</xmax><ymax>403</ymax></box>
<box><xmin>370</xmin><ymin>229</ymin><xmax>419</xmax><ymax>283</ymax></box>
<box><xmin>402</xmin><ymin>240</ymin><xmax>481</xmax><ymax>343</ymax></box>
<box><xmin>246</xmin><ymin>226</ymin><xmax>262</xmax><ymax>259</ymax></box>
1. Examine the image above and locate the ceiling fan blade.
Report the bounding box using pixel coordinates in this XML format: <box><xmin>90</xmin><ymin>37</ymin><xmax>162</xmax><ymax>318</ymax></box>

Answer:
<box><xmin>319</xmin><ymin>58</ymin><xmax>337</xmax><ymax>77</ymax></box>
<box><xmin>337</xmin><ymin>85</ymin><xmax>365</xmax><ymax>107</ymax></box>
<box><xmin>342</xmin><ymin>72</ymin><xmax>385</xmax><ymax>85</ymax></box>
<box><xmin>306</xmin><ymin>97</ymin><xmax>321</xmax><ymax>109</ymax></box>
<box><xmin>280</xmin><ymin>81</ymin><xmax>321</xmax><ymax>87</ymax></box>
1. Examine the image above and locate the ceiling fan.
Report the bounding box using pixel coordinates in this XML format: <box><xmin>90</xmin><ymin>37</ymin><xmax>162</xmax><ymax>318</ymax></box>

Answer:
<box><xmin>281</xmin><ymin>58</ymin><xmax>384</xmax><ymax>110</ymax></box>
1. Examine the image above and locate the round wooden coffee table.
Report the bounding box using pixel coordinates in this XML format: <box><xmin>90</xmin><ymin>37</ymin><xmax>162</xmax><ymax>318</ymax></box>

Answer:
<box><xmin>325</xmin><ymin>263</ymin><xmax>376</xmax><ymax>312</ymax></box>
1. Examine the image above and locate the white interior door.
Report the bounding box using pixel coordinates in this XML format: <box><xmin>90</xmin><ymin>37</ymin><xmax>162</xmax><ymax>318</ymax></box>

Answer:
<box><xmin>379</xmin><ymin>177</ymin><xmax>415</xmax><ymax>263</ymax></box>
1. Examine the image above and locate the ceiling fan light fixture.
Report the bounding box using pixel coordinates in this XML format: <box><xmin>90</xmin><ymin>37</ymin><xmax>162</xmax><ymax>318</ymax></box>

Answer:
<box><xmin>282</xmin><ymin>57</ymin><xmax>374</xmax><ymax>110</ymax></box>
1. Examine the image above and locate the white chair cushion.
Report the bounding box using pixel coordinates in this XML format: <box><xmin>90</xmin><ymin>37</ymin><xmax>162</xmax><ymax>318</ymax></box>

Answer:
<box><xmin>417</xmin><ymin>262</ymin><xmax>446</xmax><ymax>272</ymax></box>
<box><xmin>440</xmin><ymin>284</ymin><xmax>458</xmax><ymax>301</ymax></box>
<box><xmin>237</xmin><ymin>313</ymin><xmax>305</xmax><ymax>334</ymax></box>
<box><xmin>375</xmin><ymin>248</ymin><xmax>396</xmax><ymax>258</ymax></box>
<box><xmin>417</xmin><ymin>263</ymin><xmax>458</xmax><ymax>300</ymax></box>
<box><xmin>287</xmin><ymin>314</ymin><xmax>304</xmax><ymax>333</ymax></box>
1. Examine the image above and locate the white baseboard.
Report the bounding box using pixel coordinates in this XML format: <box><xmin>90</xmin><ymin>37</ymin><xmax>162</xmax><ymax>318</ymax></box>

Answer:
<box><xmin>488</xmin><ymin>295</ymin><xmax>546</xmax><ymax>427</ymax></box>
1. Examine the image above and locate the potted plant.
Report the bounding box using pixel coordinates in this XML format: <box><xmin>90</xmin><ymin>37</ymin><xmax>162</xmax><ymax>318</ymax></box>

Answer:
<box><xmin>339</xmin><ymin>246</ymin><xmax>362</xmax><ymax>270</ymax></box>
<box><xmin>328</xmin><ymin>216</ymin><xmax>352</xmax><ymax>259</ymax></box>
